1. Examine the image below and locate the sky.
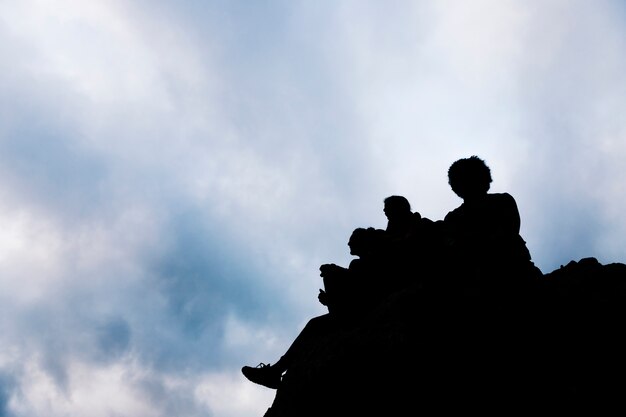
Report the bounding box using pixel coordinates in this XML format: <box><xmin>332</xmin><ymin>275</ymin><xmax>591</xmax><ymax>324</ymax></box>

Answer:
<box><xmin>1</xmin><ymin>0</ymin><xmax>626</xmax><ymax>416</ymax></box>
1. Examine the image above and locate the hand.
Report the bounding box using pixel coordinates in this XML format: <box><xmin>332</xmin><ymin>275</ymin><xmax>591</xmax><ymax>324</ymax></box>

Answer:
<box><xmin>320</xmin><ymin>263</ymin><xmax>340</xmax><ymax>277</ymax></box>
<box><xmin>318</xmin><ymin>288</ymin><xmax>328</xmax><ymax>306</ymax></box>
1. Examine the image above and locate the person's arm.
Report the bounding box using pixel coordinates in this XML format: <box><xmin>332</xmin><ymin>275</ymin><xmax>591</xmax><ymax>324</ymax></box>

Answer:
<box><xmin>319</xmin><ymin>263</ymin><xmax>346</xmax><ymax>276</ymax></box>
<box><xmin>496</xmin><ymin>193</ymin><xmax>521</xmax><ymax>235</ymax></box>
<box><xmin>318</xmin><ymin>288</ymin><xmax>329</xmax><ymax>306</ymax></box>
<box><xmin>319</xmin><ymin>263</ymin><xmax>349</xmax><ymax>311</ymax></box>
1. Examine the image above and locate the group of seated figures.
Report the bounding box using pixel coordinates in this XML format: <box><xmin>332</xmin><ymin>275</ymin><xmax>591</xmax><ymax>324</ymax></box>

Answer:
<box><xmin>241</xmin><ymin>155</ymin><xmax>544</xmax><ymax>390</ymax></box>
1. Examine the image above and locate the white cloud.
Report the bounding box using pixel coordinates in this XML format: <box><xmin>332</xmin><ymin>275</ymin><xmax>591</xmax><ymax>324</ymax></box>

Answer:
<box><xmin>9</xmin><ymin>357</ymin><xmax>158</xmax><ymax>417</ymax></box>
<box><xmin>0</xmin><ymin>205</ymin><xmax>65</xmax><ymax>305</ymax></box>
<box><xmin>194</xmin><ymin>371</ymin><xmax>275</xmax><ymax>417</ymax></box>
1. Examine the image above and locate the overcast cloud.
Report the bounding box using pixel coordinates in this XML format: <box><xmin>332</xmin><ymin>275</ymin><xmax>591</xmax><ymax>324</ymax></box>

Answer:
<box><xmin>1</xmin><ymin>1</ymin><xmax>626</xmax><ymax>416</ymax></box>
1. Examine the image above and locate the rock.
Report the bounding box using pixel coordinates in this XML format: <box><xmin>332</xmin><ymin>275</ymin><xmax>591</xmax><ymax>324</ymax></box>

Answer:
<box><xmin>262</xmin><ymin>258</ymin><xmax>626</xmax><ymax>416</ymax></box>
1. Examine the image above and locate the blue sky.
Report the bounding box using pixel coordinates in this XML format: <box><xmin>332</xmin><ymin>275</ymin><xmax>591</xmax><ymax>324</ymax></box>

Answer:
<box><xmin>1</xmin><ymin>1</ymin><xmax>626</xmax><ymax>416</ymax></box>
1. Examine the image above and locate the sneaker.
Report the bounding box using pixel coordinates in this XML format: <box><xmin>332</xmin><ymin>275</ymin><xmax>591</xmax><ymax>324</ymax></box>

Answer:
<box><xmin>241</xmin><ymin>363</ymin><xmax>282</xmax><ymax>389</ymax></box>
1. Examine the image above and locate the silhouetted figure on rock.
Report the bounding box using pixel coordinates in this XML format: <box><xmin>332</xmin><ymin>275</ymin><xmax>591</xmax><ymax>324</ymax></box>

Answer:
<box><xmin>382</xmin><ymin>195</ymin><xmax>443</xmax><ymax>292</ymax></box>
<box><xmin>241</xmin><ymin>227</ymin><xmax>388</xmax><ymax>390</ymax></box>
<box><xmin>383</xmin><ymin>195</ymin><xmax>422</xmax><ymax>240</ymax></box>
<box><xmin>383</xmin><ymin>195</ymin><xmax>425</xmax><ymax>288</ymax></box>
<box><xmin>319</xmin><ymin>226</ymin><xmax>391</xmax><ymax>320</ymax></box>
<box><xmin>441</xmin><ymin>155</ymin><xmax>542</xmax><ymax>297</ymax></box>
<box><xmin>428</xmin><ymin>156</ymin><xmax>545</xmax><ymax>406</ymax></box>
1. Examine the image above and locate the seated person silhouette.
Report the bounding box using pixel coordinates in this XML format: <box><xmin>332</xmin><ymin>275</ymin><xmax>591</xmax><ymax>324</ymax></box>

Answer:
<box><xmin>441</xmin><ymin>155</ymin><xmax>542</xmax><ymax>295</ymax></box>
<box><xmin>241</xmin><ymin>226</ymin><xmax>388</xmax><ymax>389</ymax></box>
<box><xmin>382</xmin><ymin>195</ymin><xmax>444</xmax><ymax>292</ymax></box>
<box><xmin>383</xmin><ymin>195</ymin><xmax>423</xmax><ymax>241</ymax></box>
<box><xmin>434</xmin><ymin>156</ymin><xmax>546</xmax><ymax>396</ymax></box>
<box><xmin>319</xmin><ymin>227</ymin><xmax>389</xmax><ymax>319</ymax></box>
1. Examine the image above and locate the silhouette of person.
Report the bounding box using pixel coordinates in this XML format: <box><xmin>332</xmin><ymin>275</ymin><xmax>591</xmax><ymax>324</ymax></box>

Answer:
<box><xmin>241</xmin><ymin>226</ymin><xmax>388</xmax><ymax>390</ymax></box>
<box><xmin>442</xmin><ymin>155</ymin><xmax>542</xmax><ymax>295</ymax></box>
<box><xmin>434</xmin><ymin>156</ymin><xmax>546</xmax><ymax>402</ymax></box>
<box><xmin>381</xmin><ymin>195</ymin><xmax>444</xmax><ymax>293</ymax></box>
<box><xmin>319</xmin><ymin>226</ymin><xmax>389</xmax><ymax>319</ymax></box>
<box><xmin>383</xmin><ymin>195</ymin><xmax>422</xmax><ymax>241</ymax></box>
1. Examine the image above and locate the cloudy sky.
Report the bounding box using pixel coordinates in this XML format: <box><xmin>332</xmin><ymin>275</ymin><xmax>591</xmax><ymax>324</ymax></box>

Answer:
<box><xmin>1</xmin><ymin>0</ymin><xmax>625</xmax><ymax>416</ymax></box>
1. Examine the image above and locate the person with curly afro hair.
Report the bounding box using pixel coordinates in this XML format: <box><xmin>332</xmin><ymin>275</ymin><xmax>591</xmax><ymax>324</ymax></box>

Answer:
<box><xmin>442</xmin><ymin>155</ymin><xmax>542</xmax><ymax>296</ymax></box>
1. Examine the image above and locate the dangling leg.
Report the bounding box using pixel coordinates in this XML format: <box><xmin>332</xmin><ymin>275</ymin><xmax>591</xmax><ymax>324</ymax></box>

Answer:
<box><xmin>242</xmin><ymin>313</ymin><xmax>337</xmax><ymax>389</ymax></box>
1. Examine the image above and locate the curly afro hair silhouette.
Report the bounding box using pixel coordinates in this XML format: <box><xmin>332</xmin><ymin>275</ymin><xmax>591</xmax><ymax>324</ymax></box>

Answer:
<box><xmin>447</xmin><ymin>155</ymin><xmax>493</xmax><ymax>199</ymax></box>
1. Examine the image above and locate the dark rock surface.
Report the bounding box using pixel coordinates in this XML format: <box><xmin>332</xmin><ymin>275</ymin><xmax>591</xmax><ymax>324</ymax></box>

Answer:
<box><xmin>262</xmin><ymin>257</ymin><xmax>626</xmax><ymax>416</ymax></box>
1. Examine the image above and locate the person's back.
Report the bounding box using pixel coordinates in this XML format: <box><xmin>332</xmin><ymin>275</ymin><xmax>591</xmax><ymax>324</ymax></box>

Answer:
<box><xmin>443</xmin><ymin>156</ymin><xmax>541</xmax><ymax>294</ymax></box>
<box><xmin>444</xmin><ymin>192</ymin><xmax>532</xmax><ymax>270</ymax></box>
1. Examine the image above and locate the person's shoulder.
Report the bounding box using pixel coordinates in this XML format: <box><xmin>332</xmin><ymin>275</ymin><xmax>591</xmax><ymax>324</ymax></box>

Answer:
<box><xmin>444</xmin><ymin>204</ymin><xmax>464</xmax><ymax>221</ymax></box>
<box><xmin>420</xmin><ymin>216</ymin><xmax>434</xmax><ymax>225</ymax></box>
<box><xmin>489</xmin><ymin>192</ymin><xmax>517</xmax><ymax>204</ymax></box>
<box><xmin>487</xmin><ymin>193</ymin><xmax>520</xmax><ymax>215</ymax></box>
<box><xmin>490</xmin><ymin>191</ymin><xmax>514</xmax><ymax>198</ymax></box>
<box><xmin>418</xmin><ymin>216</ymin><xmax>442</xmax><ymax>236</ymax></box>
<box><xmin>349</xmin><ymin>258</ymin><xmax>364</xmax><ymax>268</ymax></box>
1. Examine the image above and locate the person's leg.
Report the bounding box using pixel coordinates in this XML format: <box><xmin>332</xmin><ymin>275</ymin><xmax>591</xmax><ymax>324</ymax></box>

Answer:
<box><xmin>242</xmin><ymin>313</ymin><xmax>337</xmax><ymax>389</ymax></box>
<box><xmin>274</xmin><ymin>313</ymin><xmax>336</xmax><ymax>371</ymax></box>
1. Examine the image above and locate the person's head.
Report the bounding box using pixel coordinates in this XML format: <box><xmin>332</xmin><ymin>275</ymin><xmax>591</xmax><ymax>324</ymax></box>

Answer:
<box><xmin>447</xmin><ymin>156</ymin><xmax>492</xmax><ymax>199</ymax></box>
<box><xmin>348</xmin><ymin>228</ymin><xmax>367</xmax><ymax>256</ymax></box>
<box><xmin>383</xmin><ymin>195</ymin><xmax>411</xmax><ymax>221</ymax></box>
<box><xmin>348</xmin><ymin>227</ymin><xmax>383</xmax><ymax>256</ymax></box>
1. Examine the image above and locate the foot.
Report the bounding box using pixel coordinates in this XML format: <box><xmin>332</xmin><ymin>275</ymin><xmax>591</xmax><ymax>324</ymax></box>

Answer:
<box><xmin>241</xmin><ymin>363</ymin><xmax>282</xmax><ymax>389</ymax></box>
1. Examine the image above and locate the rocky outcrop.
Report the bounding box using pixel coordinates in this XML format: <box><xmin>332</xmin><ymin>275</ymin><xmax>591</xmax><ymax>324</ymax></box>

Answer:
<box><xmin>263</xmin><ymin>257</ymin><xmax>626</xmax><ymax>416</ymax></box>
